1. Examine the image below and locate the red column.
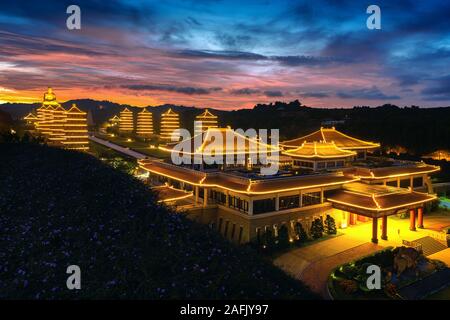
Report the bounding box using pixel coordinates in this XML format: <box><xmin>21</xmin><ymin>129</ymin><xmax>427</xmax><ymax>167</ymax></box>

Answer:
<box><xmin>372</xmin><ymin>217</ymin><xmax>378</xmax><ymax>243</ymax></box>
<box><xmin>381</xmin><ymin>216</ymin><xmax>388</xmax><ymax>240</ymax></box>
<box><xmin>409</xmin><ymin>208</ymin><xmax>416</xmax><ymax>231</ymax></box>
<box><xmin>417</xmin><ymin>207</ymin><xmax>424</xmax><ymax>229</ymax></box>
<box><xmin>349</xmin><ymin>213</ymin><xmax>356</xmax><ymax>225</ymax></box>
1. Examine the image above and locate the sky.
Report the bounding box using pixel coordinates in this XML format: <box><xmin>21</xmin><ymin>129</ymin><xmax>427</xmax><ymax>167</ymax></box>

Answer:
<box><xmin>1</xmin><ymin>0</ymin><xmax>449</xmax><ymax>109</ymax></box>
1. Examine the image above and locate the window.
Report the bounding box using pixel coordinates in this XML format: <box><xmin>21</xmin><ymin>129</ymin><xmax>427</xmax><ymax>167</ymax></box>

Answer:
<box><xmin>336</xmin><ymin>160</ymin><xmax>344</xmax><ymax>167</ymax></box>
<box><xmin>224</xmin><ymin>221</ymin><xmax>229</xmax><ymax>237</ymax></box>
<box><xmin>238</xmin><ymin>226</ymin><xmax>243</xmax><ymax>243</ymax></box>
<box><xmin>253</xmin><ymin>198</ymin><xmax>276</xmax><ymax>214</ymax></box>
<box><xmin>228</xmin><ymin>195</ymin><xmax>248</xmax><ymax>212</ymax></box>
<box><xmin>230</xmin><ymin>223</ymin><xmax>236</xmax><ymax>240</ymax></box>
<box><xmin>279</xmin><ymin>195</ymin><xmax>300</xmax><ymax>210</ymax></box>
<box><xmin>218</xmin><ymin>218</ymin><xmax>223</xmax><ymax>233</ymax></box>
<box><xmin>326</xmin><ymin>161</ymin><xmax>336</xmax><ymax>168</ymax></box>
<box><xmin>317</xmin><ymin>162</ymin><xmax>326</xmax><ymax>169</ymax></box>
<box><xmin>302</xmin><ymin>192</ymin><xmax>321</xmax><ymax>206</ymax></box>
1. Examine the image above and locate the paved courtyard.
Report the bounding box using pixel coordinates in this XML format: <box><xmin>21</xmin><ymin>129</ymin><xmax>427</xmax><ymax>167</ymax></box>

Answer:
<box><xmin>274</xmin><ymin>214</ymin><xmax>450</xmax><ymax>299</ymax></box>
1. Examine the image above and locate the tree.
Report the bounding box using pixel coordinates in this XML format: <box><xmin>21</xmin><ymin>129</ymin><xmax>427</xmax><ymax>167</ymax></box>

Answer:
<box><xmin>294</xmin><ymin>222</ymin><xmax>308</xmax><ymax>244</ymax></box>
<box><xmin>277</xmin><ymin>225</ymin><xmax>290</xmax><ymax>249</ymax></box>
<box><xmin>325</xmin><ymin>215</ymin><xmax>337</xmax><ymax>235</ymax></box>
<box><xmin>310</xmin><ymin>218</ymin><xmax>324</xmax><ymax>239</ymax></box>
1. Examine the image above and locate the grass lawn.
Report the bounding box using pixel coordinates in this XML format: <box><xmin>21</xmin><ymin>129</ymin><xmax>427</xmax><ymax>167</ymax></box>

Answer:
<box><xmin>95</xmin><ymin>133</ymin><xmax>169</xmax><ymax>158</ymax></box>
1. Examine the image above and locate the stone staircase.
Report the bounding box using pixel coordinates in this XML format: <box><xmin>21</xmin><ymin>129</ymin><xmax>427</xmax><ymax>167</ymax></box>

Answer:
<box><xmin>413</xmin><ymin>236</ymin><xmax>447</xmax><ymax>256</ymax></box>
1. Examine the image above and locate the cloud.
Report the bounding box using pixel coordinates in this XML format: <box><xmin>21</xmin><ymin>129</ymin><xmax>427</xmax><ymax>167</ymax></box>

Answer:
<box><xmin>337</xmin><ymin>87</ymin><xmax>401</xmax><ymax>100</ymax></box>
<box><xmin>421</xmin><ymin>75</ymin><xmax>450</xmax><ymax>101</ymax></box>
<box><xmin>121</xmin><ymin>84</ymin><xmax>222</xmax><ymax>95</ymax></box>
<box><xmin>300</xmin><ymin>92</ymin><xmax>329</xmax><ymax>98</ymax></box>
<box><xmin>230</xmin><ymin>88</ymin><xmax>260</xmax><ymax>95</ymax></box>
<box><xmin>264</xmin><ymin>90</ymin><xmax>283</xmax><ymax>97</ymax></box>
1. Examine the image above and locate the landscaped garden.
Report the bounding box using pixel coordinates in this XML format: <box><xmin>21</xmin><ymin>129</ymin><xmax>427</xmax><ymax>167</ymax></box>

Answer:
<box><xmin>328</xmin><ymin>246</ymin><xmax>449</xmax><ymax>300</ymax></box>
<box><xmin>0</xmin><ymin>140</ymin><xmax>319</xmax><ymax>299</ymax></box>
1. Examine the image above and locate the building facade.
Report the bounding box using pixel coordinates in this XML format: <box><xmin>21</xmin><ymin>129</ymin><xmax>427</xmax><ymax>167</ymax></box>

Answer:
<box><xmin>138</xmin><ymin>127</ymin><xmax>439</xmax><ymax>244</ymax></box>
<box><xmin>160</xmin><ymin>108</ymin><xmax>180</xmax><ymax>141</ymax></box>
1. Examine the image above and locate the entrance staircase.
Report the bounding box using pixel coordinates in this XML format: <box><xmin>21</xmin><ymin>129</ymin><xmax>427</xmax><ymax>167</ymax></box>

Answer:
<box><xmin>412</xmin><ymin>236</ymin><xmax>447</xmax><ymax>256</ymax></box>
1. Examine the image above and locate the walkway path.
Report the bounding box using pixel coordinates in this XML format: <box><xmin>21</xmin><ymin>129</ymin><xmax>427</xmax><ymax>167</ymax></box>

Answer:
<box><xmin>89</xmin><ymin>135</ymin><xmax>149</xmax><ymax>159</ymax></box>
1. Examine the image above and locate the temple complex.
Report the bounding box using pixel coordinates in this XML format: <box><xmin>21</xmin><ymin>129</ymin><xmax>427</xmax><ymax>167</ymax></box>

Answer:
<box><xmin>138</xmin><ymin>127</ymin><xmax>438</xmax><ymax>244</ymax></box>
<box><xmin>26</xmin><ymin>88</ymin><xmax>89</xmax><ymax>151</ymax></box>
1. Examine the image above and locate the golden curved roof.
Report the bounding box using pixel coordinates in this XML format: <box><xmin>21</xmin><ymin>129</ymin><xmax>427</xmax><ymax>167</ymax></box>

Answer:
<box><xmin>196</xmin><ymin>109</ymin><xmax>217</xmax><ymax>119</ymax></box>
<box><xmin>282</xmin><ymin>141</ymin><xmax>356</xmax><ymax>159</ymax></box>
<box><xmin>160</xmin><ymin>127</ymin><xmax>279</xmax><ymax>155</ymax></box>
<box><xmin>282</xmin><ymin>127</ymin><xmax>380</xmax><ymax>150</ymax></box>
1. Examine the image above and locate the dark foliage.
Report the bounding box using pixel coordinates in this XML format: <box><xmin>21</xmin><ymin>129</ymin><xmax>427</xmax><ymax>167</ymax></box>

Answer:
<box><xmin>310</xmin><ymin>218</ymin><xmax>324</xmax><ymax>239</ymax></box>
<box><xmin>324</xmin><ymin>215</ymin><xmax>337</xmax><ymax>235</ymax></box>
<box><xmin>276</xmin><ymin>225</ymin><xmax>290</xmax><ymax>249</ymax></box>
<box><xmin>294</xmin><ymin>222</ymin><xmax>308</xmax><ymax>244</ymax></box>
<box><xmin>0</xmin><ymin>143</ymin><xmax>318</xmax><ymax>299</ymax></box>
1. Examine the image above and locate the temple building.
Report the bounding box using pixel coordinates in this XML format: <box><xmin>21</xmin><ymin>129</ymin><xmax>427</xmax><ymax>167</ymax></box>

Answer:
<box><xmin>282</xmin><ymin>141</ymin><xmax>356</xmax><ymax>171</ymax></box>
<box><xmin>281</xmin><ymin>127</ymin><xmax>380</xmax><ymax>160</ymax></box>
<box><xmin>160</xmin><ymin>108</ymin><xmax>180</xmax><ymax>141</ymax></box>
<box><xmin>194</xmin><ymin>109</ymin><xmax>218</xmax><ymax>136</ymax></box>
<box><xmin>108</xmin><ymin>115</ymin><xmax>120</xmax><ymax>127</ymax></box>
<box><xmin>35</xmin><ymin>88</ymin><xmax>61</xmax><ymax>137</ymax></box>
<box><xmin>24</xmin><ymin>112</ymin><xmax>38</xmax><ymax>125</ymax></box>
<box><xmin>136</xmin><ymin>108</ymin><xmax>154</xmax><ymax>137</ymax></box>
<box><xmin>47</xmin><ymin>105</ymin><xmax>66</xmax><ymax>145</ymax></box>
<box><xmin>62</xmin><ymin>104</ymin><xmax>89</xmax><ymax>151</ymax></box>
<box><xmin>119</xmin><ymin>108</ymin><xmax>134</xmax><ymax>133</ymax></box>
<box><xmin>138</xmin><ymin>127</ymin><xmax>439</xmax><ymax>244</ymax></box>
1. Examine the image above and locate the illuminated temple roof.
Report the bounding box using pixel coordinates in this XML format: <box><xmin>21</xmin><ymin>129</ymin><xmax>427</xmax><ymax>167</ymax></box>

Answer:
<box><xmin>152</xmin><ymin>185</ymin><xmax>193</xmax><ymax>203</ymax></box>
<box><xmin>282</xmin><ymin>141</ymin><xmax>356</xmax><ymax>159</ymax></box>
<box><xmin>160</xmin><ymin>127</ymin><xmax>280</xmax><ymax>155</ymax></box>
<box><xmin>349</xmin><ymin>163</ymin><xmax>440</xmax><ymax>180</ymax></box>
<box><xmin>139</xmin><ymin>159</ymin><xmax>358</xmax><ymax>195</ymax></box>
<box><xmin>282</xmin><ymin>127</ymin><xmax>380</xmax><ymax>150</ymax></box>
<box><xmin>327</xmin><ymin>182</ymin><xmax>436</xmax><ymax>215</ymax></box>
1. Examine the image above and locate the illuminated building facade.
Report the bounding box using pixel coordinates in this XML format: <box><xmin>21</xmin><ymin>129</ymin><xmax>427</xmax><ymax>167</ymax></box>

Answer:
<box><xmin>138</xmin><ymin>127</ymin><xmax>439</xmax><ymax>244</ymax></box>
<box><xmin>160</xmin><ymin>108</ymin><xmax>180</xmax><ymax>141</ymax></box>
<box><xmin>136</xmin><ymin>108</ymin><xmax>154</xmax><ymax>137</ymax></box>
<box><xmin>194</xmin><ymin>109</ymin><xmax>218</xmax><ymax>136</ymax></box>
<box><xmin>119</xmin><ymin>108</ymin><xmax>134</xmax><ymax>133</ymax></box>
<box><xmin>62</xmin><ymin>104</ymin><xmax>89</xmax><ymax>151</ymax></box>
<box><xmin>24</xmin><ymin>112</ymin><xmax>38</xmax><ymax>125</ymax></box>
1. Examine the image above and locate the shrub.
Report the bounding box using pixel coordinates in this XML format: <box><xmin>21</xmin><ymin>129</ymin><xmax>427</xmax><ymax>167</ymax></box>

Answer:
<box><xmin>310</xmin><ymin>218</ymin><xmax>324</xmax><ymax>239</ymax></box>
<box><xmin>277</xmin><ymin>225</ymin><xmax>290</xmax><ymax>249</ymax></box>
<box><xmin>0</xmin><ymin>143</ymin><xmax>318</xmax><ymax>299</ymax></box>
<box><xmin>324</xmin><ymin>215</ymin><xmax>337</xmax><ymax>235</ymax></box>
<box><xmin>294</xmin><ymin>222</ymin><xmax>308</xmax><ymax>244</ymax></box>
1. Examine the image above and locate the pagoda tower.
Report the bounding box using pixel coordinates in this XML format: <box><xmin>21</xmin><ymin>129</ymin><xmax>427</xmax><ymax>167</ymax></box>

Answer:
<box><xmin>119</xmin><ymin>107</ymin><xmax>134</xmax><ymax>133</ymax></box>
<box><xmin>36</xmin><ymin>87</ymin><xmax>60</xmax><ymax>136</ymax></box>
<box><xmin>194</xmin><ymin>109</ymin><xmax>218</xmax><ymax>136</ymax></box>
<box><xmin>48</xmin><ymin>105</ymin><xmax>66</xmax><ymax>145</ymax></box>
<box><xmin>160</xmin><ymin>108</ymin><xmax>180</xmax><ymax>141</ymax></box>
<box><xmin>23</xmin><ymin>112</ymin><xmax>38</xmax><ymax>125</ymax></box>
<box><xmin>136</xmin><ymin>108</ymin><xmax>154</xmax><ymax>137</ymax></box>
<box><xmin>62</xmin><ymin>104</ymin><xmax>89</xmax><ymax>151</ymax></box>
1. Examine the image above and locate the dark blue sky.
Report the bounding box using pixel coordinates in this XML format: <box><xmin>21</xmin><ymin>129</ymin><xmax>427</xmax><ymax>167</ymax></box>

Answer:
<box><xmin>1</xmin><ymin>0</ymin><xmax>449</xmax><ymax>108</ymax></box>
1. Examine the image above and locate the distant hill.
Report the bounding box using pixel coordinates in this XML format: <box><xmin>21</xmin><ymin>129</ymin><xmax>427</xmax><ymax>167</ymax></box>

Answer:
<box><xmin>2</xmin><ymin>100</ymin><xmax>450</xmax><ymax>154</ymax></box>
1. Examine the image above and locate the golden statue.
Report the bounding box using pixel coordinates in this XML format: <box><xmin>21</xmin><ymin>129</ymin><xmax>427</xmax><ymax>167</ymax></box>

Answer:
<box><xmin>42</xmin><ymin>87</ymin><xmax>59</xmax><ymax>107</ymax></box>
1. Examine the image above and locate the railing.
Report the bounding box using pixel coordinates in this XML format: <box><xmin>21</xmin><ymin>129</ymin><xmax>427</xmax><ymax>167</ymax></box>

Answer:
<box><xmin>402</xmin><ymin>240</ymin><xmax>423</xmax><ymax>252</ymax></box>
